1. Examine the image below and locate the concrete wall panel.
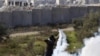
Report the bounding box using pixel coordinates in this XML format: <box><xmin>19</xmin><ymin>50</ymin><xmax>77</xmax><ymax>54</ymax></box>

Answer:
<box><xmin>0</xmin><ymin>12</ymin><xmax>12</xmax><ymax>27</ymax></box>
<box><xmin>0</xmin><ymin>6</ymin><xmax>100</xmax><ymax>28</ymax></box>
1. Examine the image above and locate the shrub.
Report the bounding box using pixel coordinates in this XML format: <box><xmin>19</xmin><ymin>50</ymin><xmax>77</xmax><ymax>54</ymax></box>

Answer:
<box><xmin>0</xmin><ymin>24</ymin><xmax>8</xmax><ymax>42</ymax></box>
<box><xmin>72</xmin><ymin>12</ymin><xmax>99</xmax><ymax>41</ymax></box>
<box><xmin>65</xmin><ymin>31</ymin><xmax>82</xmax><ymax>53</ymax></box>
<box><xmin>33</xmin><ymin>40</ymin><xmax>46</xmax><ymax>56</ymax></box>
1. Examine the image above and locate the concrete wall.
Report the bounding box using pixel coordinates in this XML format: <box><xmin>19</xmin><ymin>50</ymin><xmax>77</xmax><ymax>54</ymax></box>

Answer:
<box><xmin>32</xmin><ymin>8</ymin><xmax>52</xmax><ymax>25</ymax></box>
<box><xmin>0</xmin><ymin>12</ymin><xmax>12</xmax><ymax>27</ymax></box>
<box><xmin>12</xmin><ymin>11</ymin><xmax>32</xmax><ymax>27</ymax></box>
<box><xmin>52</xmin><ymin>7</ymin><xmax>71</xmax><ymax>24</ymax></box>
<box><xmin>69</xmin><ymin>6</ymin><xmax>88</xmax><ymax>18</ymax></box>
<box><xmin>87</xmin><ymin>6</ymin><xmax>100</xmax><ymax>12</ymax></box>
<box><xmin>0</xmin><ymin>6</ymin><xmax>100</xmax><ymax>28</ymax></box>
<box><xmin>40</xmin><ymin>8</ymin><xmax>52</xmax><ymax>25</ymax></box>
<box><xmin>32</xmin><ymin>9</ymin><xmax>42</xmax><ymax>25</ymax></box>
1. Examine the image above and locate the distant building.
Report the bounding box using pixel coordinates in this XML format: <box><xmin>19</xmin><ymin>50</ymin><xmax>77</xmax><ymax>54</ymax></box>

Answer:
<box><xmin>0</xmin><ymin>0</ymin><xmax>100</xmax><ymax>7</ymax></box>
<box><xmin>85</xmin><ymin>0</ymin><xmax>100</xmax><ymax>4</ymax></box>
<box><xmin>3</xmin><ymin>0</ymin><xmax>35</xmax><ymax>6</ymax></box>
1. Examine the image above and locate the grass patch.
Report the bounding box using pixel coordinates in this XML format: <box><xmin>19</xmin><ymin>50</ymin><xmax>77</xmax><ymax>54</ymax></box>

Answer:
<box><xmin>65</xmin><ymin>31</ymin><xmax>82</xmax><ymax>53</ymax></box>
<box><xmin>33</xmin><ymin>40</ymin><xmax>46</xmax><ymax>55</ymax></box>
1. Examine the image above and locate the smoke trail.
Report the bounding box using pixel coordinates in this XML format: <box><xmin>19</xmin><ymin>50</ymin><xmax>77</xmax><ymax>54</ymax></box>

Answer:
<box><xmin>0</xmin><ymin>6</ymin><xmax>7</xmax><ymax>11</ymax></box>
<box><xmin>52</xmin><ymin>29</ymin><xmax>72</xmax><ymax>56</ymax></box>
<box><xmin>80</xmin><ymin>32</ymin><xmax>100</xmax><ymax>56</ymax></box>
<box><xmin>52</xmin><ymin>29</ymin><xmax>100</xmax><ymax>56</ymax></box>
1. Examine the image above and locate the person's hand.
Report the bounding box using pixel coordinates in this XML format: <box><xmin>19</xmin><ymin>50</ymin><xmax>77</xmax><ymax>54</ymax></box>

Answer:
<box><xmin>44</xmin><ymin>40</ymin><xmax>48</xmax><ymax>42</ymax></box>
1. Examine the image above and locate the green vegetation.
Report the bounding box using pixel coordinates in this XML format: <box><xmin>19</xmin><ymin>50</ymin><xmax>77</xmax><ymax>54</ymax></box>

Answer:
<box><xmin>0</xmin><ymin>35</ymin><xmax>44</xmax><ymax>56</ymax></box>
<box><xmin>0</xmin><ymin>24</ymin><xmax>9</xmax><ymax>42</ymax></box>
<box><xmin>72</xmin><ymin>12</ymin><xmax>100</xmax><ymax>41</ymax></box>
<box><xmin>0</xmin><ymin>39</ymin><xmax>21</xmax><ymax>56</ymax></box>
<box><xmin>33</xmin><ymin>40</ymin><xmax>46</xmax><ymax>55</ymax></box>
<box><xmin>65</xmin><ymin>31</ymin><xmax>82</xmax><ymax>53</ymax></box>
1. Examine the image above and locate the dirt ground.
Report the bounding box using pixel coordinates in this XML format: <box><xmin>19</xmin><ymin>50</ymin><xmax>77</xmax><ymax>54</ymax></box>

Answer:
<box><xmin>10</xmin><ymin>27</ymin><xmax>74</xmax><ymax>37</ymax></box>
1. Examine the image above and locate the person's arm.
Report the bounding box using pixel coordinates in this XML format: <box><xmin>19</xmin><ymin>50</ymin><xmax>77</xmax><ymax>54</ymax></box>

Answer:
<box><xmin>44</xmin><ymin>40</ymin><xmax>49</xmax><ymax>44</ymax></box>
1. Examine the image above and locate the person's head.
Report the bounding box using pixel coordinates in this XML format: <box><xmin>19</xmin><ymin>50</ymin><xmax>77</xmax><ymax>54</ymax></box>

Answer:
<box><xmin>49</xmin><ymin>35</ymin><xmax>55</xmax><ymax>42</ymax></box>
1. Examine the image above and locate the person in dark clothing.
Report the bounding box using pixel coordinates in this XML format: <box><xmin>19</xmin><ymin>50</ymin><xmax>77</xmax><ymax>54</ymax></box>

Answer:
<box><xmin>44</xmin><ymin>35</ymin><xmax>56</xmax><ymax>56</ymax></box>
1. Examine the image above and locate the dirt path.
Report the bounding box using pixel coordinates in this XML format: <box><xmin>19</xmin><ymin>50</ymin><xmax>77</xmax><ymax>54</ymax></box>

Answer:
<box><xmin>10</xmin><ymin>31</ymin><xmax>39</xmax><ymax>37</ymax></box>
<box><xmin>10</xmin><ymin>27</ymin><xmax>74</xmax><ymax>37</ymax></box>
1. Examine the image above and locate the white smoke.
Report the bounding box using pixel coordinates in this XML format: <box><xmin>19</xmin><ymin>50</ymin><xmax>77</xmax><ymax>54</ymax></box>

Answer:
<box><xmin>0</xmin><ymin>6</ymin><xmax>8</xmax><ymax>11</ymax></box>
<box><xmin>0</xmin><ymin>0</ymin><xmax>9</xmax><ymax>11</ymax></box>
<box><xmin>80</xmin><ymin>32</ymin><xmax>100</xmax><ymax>56</ymax></box>
<box><xmin>52</xmin><ymin>29</ymin><xmax>72</xmax><ymax>56</ymax></box>
<box><xmin>52</xmin><ymin>29</ymin><xmax>100</xmax><ymax>56</ymax></box>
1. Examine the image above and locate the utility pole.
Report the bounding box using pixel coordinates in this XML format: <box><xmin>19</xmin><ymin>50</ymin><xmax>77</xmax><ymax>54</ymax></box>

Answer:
<box><xmin>31</xmin><ymin>0</ymin><xmax>35</xmax><ymax>6</ymax></box>
<box><xmin>26</xmin><ymin>0</ymin><xmax>30</xmax><ymax>6</ymax></box>
<box><xmin>13</xmin><ymin>0</ymin><xmax>16</xmax><ymax>6</ymax></box>
<box><xmin>56</xmin><ymin>0</ymin><xmax>60</xmax><ymax>5</ymax></box>
<box><xmin>4</xmin><ymin>0</ymin><xmax>8</xmax><ymax>6</ymax></box>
